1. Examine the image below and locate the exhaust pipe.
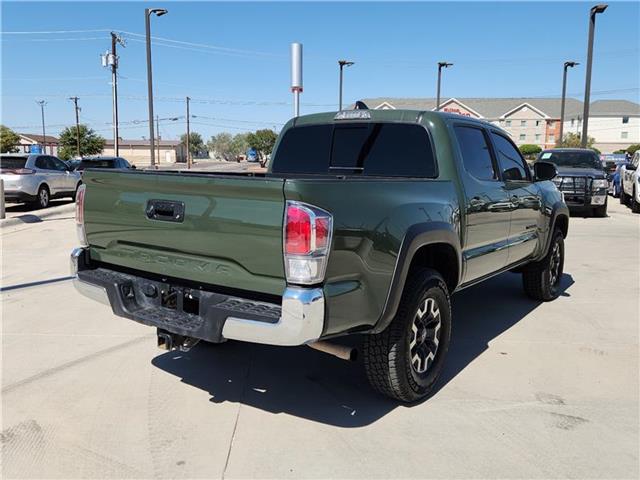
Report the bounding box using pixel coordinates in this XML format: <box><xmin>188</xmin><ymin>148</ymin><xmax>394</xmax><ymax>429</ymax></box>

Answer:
<box><xmin>308</xmin><ymin>341</ymin><xmax>357</xmax><ymax>362</ymax></box>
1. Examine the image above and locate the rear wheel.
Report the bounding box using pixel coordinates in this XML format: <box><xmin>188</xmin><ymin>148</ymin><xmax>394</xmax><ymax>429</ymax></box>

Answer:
<box><xmin>593</xmin><ymin>203</ymin><xmax>607</xmax><ymax>217</ymax></box>
<box><xmin>34</xmin><ymin>185</ymin><xmax>50</xmax><ymax>209</ymax></box>
<box><xmin>522</xmin><ymin>229</ymin><xmax>564</xmax><ymax>301</ymax></box>
<box><xmin>363</xmin><ymin>268</ymin><xmax>451</xmax><ymax>402</ymax></box>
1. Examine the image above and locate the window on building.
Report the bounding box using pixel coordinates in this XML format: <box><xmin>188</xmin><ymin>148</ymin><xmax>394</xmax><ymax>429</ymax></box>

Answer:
<box><xmin>621</xmin><ymin>131</ymin><xmax>629</xmax><ymax>139</ymax></box>
<box><xmin>521</xmin><ymin>120</ymin><xmax>527</xmax><ymax>127</ymax></box>
<box><xmin>549</xmin><ymin>121</ymin><xmax>555</xmax><ymax>128</ymax></box>
<box><xmin>549</xmin><ymin>135</ymin><xmax>555</xmax><ymax>143</ymax></box>
<box><xmin>535</xmin><ymin>134</ymin><xmax>541</xmax><ymax>142</ymax></box>
<box><xmin>519</xmin><ymin>133</ymin><xmax>526</xmax><ymax>141</ymax></box>
<box><xmin>622</xmin><ymin>116</ymin><xmax>629</xmax><ymax>124</ymax></box>
<box><xmin>454</xmin><ymin>126</ymin><xmax>497</xmax><ymax>181</ymax></box>
<box><xmin>505</xmin><ymin>120</ymin><xmax>512</xmax><ymax>127</ymax></box>
<box><xmin>491</xmin><ymin>132</ymin><xmax>529</xmax><ymax>181</ymax></box>
<box><xmin>535</xmin><ymin>120</ymin><xmax>541</xmax><ymax>127</ymax></box>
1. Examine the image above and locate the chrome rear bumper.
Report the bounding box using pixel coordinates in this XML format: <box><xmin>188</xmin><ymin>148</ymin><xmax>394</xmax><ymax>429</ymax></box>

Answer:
<box><xmin>70</xmin><ymin>247</ymin><xmax>324</xmax><ymax>346</ymax></box>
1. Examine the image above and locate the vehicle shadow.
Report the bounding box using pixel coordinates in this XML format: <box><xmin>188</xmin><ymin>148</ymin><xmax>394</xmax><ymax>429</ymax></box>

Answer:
<box><xmin>5</xmin><ymin>199</ymin><xmax>72</xmax><ymax>213</ymax></box>
<box><xmin>152</xmin><ymin>271</ymin><xmax>574</xmax><ymax>428</ymax></box>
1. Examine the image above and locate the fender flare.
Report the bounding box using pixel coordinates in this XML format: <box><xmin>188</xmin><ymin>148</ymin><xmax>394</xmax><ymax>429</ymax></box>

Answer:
<box><xmin>372</xmin><ymin>222</ymin><xmax>462</xmax><ymax>333</ymax></box>
<box><xmin>541</xmin><ymin>201</ymin><xmax>569</xmax><ymax>259</ymax></box>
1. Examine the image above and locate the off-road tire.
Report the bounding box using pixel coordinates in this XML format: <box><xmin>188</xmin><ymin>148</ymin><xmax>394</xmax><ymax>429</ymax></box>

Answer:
<box><xmin>522</xmin><ymin>229</ymin><xmax>564</xmax><ymax>301</ymax></box>
<box><xmin>34</xmin><ymin>184</ymin><xmax>50</xmax><ymax>209</ymax></box>
<box><xmin>363</xmin><ymin>268</ymin><xmax>451</xmax><ymax>403</ymax></box>
<box><xmin>631</xmin><ymin>187</ymin><xmax>640</xmax><ymax>214</ymax></box>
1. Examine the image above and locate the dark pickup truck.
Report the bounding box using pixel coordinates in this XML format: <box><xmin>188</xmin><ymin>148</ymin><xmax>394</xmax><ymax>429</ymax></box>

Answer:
<box><xmin>537</xmin><ymin>148</ymin><xmax>609</xmax><ymax>217</ymax></box>
<box><xmin>71</xmin><ymin>109</ymin><xmax>569</xmax><ymax>402</ymax></box>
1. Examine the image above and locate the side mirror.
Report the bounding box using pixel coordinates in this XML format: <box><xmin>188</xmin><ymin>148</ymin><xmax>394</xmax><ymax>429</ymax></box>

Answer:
<box><xmin>131</xmin><ymin>165</ymin><xmax>137</xmax><ymax>170</ymax></box>
<box><xmin>534</xmin><ymin>161</ymin><xmax>558</xmax><ymax>181</ymax></box>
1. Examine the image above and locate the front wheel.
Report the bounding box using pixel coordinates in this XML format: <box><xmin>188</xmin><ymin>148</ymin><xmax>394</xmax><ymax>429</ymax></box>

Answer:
<box><xmin>522</xmin><ymin>229</ymin><xmax>564</xmax><ymax>301</ymax></box>
<box><xmin>363</xmin><ymin>268</ymin><xmax>451</xmax><ymax>403</ymax></box>
<box><xmin>593</xmin><ymin>204</ymin><xmax>607</xmax><ymax>217</ymax></box>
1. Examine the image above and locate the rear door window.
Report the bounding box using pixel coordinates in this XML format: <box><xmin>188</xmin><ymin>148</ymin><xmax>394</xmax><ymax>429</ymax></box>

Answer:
<box><xmin>272</xmin><ymin>122</ymin><xmax>437</xmax><ymax>177</ymax></box>
<box><xmin>491</xmin><ymin>132</ymin><xmax>530</xmax><ymax>181</ymax></box>
<box><xmin>454</xmin><ymin>126</ymin><xmax>497</xmax><ymax>181</ymax></box>
<box><xmin>35</xmin><ymin>156</ymin><xmax>49</xmax><ymax>169</ymax></box>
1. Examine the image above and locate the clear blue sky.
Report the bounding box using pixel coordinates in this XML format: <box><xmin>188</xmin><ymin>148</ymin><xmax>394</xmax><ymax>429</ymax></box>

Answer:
<box><xmin>2</xmin><ymin>1</ymin><xmax>639</xmax><ymax>141</ymax></box>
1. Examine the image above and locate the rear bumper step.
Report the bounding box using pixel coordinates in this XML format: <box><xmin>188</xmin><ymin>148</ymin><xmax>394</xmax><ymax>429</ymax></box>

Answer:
<box><xmin>70</xmin><ymin>247</ymin><xmax>324</xmax><ymax>346</ymax></box>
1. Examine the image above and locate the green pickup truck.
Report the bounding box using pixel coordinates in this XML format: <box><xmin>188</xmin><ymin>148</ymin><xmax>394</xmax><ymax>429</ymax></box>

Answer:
<box><xmin>71</xmin><ymin>109</ymin><xmax>568</xmax><ymax>402</ymax></box>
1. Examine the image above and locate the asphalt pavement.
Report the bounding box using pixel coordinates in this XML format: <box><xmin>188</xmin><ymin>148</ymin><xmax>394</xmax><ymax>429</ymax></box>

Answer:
<box><xmin>1</xmin><ymin>199</ymin><xmax>638</xmax><ymax>479</ymax></box>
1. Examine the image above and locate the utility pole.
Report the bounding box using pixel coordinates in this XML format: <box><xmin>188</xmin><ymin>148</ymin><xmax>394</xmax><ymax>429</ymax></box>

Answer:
<box><xmin>559</xmin><ymin>61</ymin><xmax>579</xmax><ymax>146</ymax></box>
<box><xmin>36</xmin><ymin>100</ymin><xmax>47</xmax><ymax>154</ymax></box>
<box><xmin>69</xmin><ymin>96</ymin><xmax>81</xmax><ymax>158</ymax></box>
<box><xmin>436</xmin><ymin>61</ymin><xmax>453</xmax><ymax>111</ymax></box>
<box><xmin>186</xmin><ymin>96</ymin><xmax>191</xmax><ymax>168</ymax></box>
<box><xmin>581</xmin><ymin>4</ymin><xmax>608</xmax><ymax>148</ymax></box>
<box><xmin>103</xmin><ymin>32</ymin><xmax>126</xmax><ymax>156</ymax></box>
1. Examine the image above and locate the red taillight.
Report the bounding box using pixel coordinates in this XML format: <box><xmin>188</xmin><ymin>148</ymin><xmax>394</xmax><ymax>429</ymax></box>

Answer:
<box><xmin>286</xmin><ymin>205</ymin><xmax>312</xmax><ymax>255</ymax></box>
<box><xmin>1</xmin><ymin>168</ymin><xmax>35</xmax><ymax>175</ymax></box>
<box><xmin>283</xmin><ymin>202</ymin><xmax>333</xmax><ymax>285</ymax></box>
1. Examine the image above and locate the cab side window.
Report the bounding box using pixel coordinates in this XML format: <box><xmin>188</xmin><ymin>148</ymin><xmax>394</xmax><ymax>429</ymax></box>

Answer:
<box><xmin>491</xmin><ymin>132</ymin><xmax>529</xmax><ymax>181</ymax></box>
<box><xmin>454</xmin><ymin>125</ymin><xmax>497</xmax><ymax>181</ymax></box>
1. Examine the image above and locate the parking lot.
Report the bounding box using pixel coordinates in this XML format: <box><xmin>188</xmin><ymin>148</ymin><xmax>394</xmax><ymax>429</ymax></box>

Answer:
<box><xmin>1</xmin><ymin>199</ymin><xmax>638</xmax><ymax>479</ymax></box>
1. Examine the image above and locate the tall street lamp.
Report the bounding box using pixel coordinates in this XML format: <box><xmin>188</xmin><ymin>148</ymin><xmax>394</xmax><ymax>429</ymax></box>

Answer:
<box><xmin>559</xmin><ymin>61</ymin><xmax>579</xmax><ymax>145</ymax></box>
<box><xmin>145</xmin><ymin>7</ymin><xmax>168</xmax><ymax>167</ymax></box>
<box><xmin>338</xmin><ymin>60</ymin><xmax>354</xmax><ymax>110</ymax></box>
<box><xmin>581</xmin><ymin>4</ymin><xmax>607</xmax><ymax>148</ymax></box>
<box><xmin>436</xmin><ymin>61</ymin><xmax>453</xmax><ymax>111</ymax></box>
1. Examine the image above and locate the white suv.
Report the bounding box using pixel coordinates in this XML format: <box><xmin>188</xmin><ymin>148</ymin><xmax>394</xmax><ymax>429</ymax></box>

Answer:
<box><xmin>620</xmin><ymin>151</ymin><xmax>640</xmax><ymax>213</ymax></box>
<box><xmin>1</xmin><ymin>153</ymin><xmax>82</xmax><ymax>208</ymax></box>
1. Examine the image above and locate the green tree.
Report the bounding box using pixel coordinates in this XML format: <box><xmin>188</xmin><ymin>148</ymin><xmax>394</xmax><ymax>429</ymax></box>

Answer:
<box><xmin>625</xmin><ymin>144</ymin><xmax>640</xmax><ymax>156</ymax></box>
<box><xmin>613</xmin><ymin>149</ymin><xmax>626</xmax><ymax>154</ymax></box>
<box><xmin>180</xmin><ymin>132</ymin><xmax>206</xmax><ymax>159</ymax></box>
<box><xmin>207</xmin><ymin>132</ymin><xmax>248</xmax><ymax>161</ymax></box>
<box><xmin>0</xmin><ymin>125</ymin><xmax>20</xmax><ymax>153</ymax></box>
<box><xmin>556</xmin><ymin>132</ymin><xmax>596</xmax><ymax>150</ymax></box>
<box><xmin>519</xmin><ymin>144</ymin><xmax>542</xmax><ymax>160</ymax></box>
<box><xmin>247</xmin><ymin>129</ymin><xmax>277</xmax><ymax>166</ymax></box>
<box><xmin>58</xmin><ymin>124</ymin><xmax>105</xmax><ymax>160</ymax></box>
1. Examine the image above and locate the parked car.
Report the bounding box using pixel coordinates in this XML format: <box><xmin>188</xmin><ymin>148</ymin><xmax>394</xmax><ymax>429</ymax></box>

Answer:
<box><xmin>608</xmin><ymin>162</ymin><xmax>627</xmax><ymax>198</ymax></box>
<box><xmin>1</xmin><ymin>153</ymin><xmax>82</xmax><ymax>208</ymax></box>
<box><xmin>75</xmin><ymin>156</ymin><xmax>135</xmax><ymax>171</ymax></box>
<box><xmin>536</xmin><ymin>148</ymin><xmax>608</xmax><ymax>217</ymax></box>
<box><xmin>71</xmin><ymin>109</ymin><xmax>569</xmax><ymax>402</ymax></box>
<box><xmin>65</xmin><ymin>159</ymin><xmax>82</xmax><ymax>171</ymax></box>
<box><xmin>620</xmin><ymin>150</ymin><xmax>640</xmax><ymax>213</ymax></box>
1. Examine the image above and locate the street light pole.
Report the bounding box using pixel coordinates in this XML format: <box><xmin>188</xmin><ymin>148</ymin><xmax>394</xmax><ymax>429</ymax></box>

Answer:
<box><xmin>145</xmin><ymin>7</ymin><xmax>168</xmax><ymax>167</ymax></box>
<box><xmin>436</xmin><ymin>61</ymin><xmax>453</xmax><ymax>111</ymax></box>
<box><xmin>338</xmin><ymin>60</ymin><xmax>354</xmax><ymax>110</ymax></box>
<box><xmin>36</xmin><ymin>100</ymin><xmax>47</xmax><ymax>154</ymax></box>
<box><xmin>581</xmin><ymin>4</ymin><xmax>608</xmax><ymax>148</ymax></box>
<box><xmin>110</xmin><ymin>32</ymin><xmax>125</xmax><ymax>156</ymax></box>
<box><xmin>559</xmin><ymin>61</ymin><xmax>579</xmax><ymax>145</ymax></box>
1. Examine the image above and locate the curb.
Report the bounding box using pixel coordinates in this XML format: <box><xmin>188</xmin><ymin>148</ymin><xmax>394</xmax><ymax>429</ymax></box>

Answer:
<box><xmin>0</xmin><ymin>203</ymin><xmax>76</xmax><ymax>229</ymax></box>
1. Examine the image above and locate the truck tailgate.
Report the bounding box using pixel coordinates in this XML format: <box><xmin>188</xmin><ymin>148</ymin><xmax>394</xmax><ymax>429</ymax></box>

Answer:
<box><xmin>82</xmin><ymin>170</ymin><xmax>286</xmax><ymax>296</ymax></box>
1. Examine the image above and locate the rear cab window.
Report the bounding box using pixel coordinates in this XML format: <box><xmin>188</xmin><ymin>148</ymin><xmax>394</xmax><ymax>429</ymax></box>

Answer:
<box><xmin>272</xmin><ymin>122</ymin><xmax>437</xmax><ymax>177</ymax></box>
<box><xmin>78</xmin><ymin>159</ymin><xmax>116</xmax><ymax>170</ymax></box>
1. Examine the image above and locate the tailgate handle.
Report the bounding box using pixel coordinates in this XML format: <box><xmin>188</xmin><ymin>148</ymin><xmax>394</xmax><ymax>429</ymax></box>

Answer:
<box><xmin>146</xmin><ymin>200</ymin><xmax>185</xmax><ymax>223</ymax></box>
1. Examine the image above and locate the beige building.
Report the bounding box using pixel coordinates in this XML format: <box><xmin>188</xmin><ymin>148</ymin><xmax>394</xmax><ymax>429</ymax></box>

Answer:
<box><xmin>16</xmin><ymin>133</ymin><xmax>59</xmax><ymax>156</ymax></box>
<box><xmin>102</xmin><ymin>139</ymin><xmax>186</xmax><ymax>166</ymax></box>
<box><xmin>363</xmin><ymin>97</ymin><xmax>639</xmax><ymax>153</ymax></box>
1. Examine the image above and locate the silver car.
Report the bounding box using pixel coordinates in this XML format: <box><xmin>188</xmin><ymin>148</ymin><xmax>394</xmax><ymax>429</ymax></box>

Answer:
<box><xmin>1</xmin><ymin>153</ymin><xmax>82</xmax><ymax>208</ymax></box>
